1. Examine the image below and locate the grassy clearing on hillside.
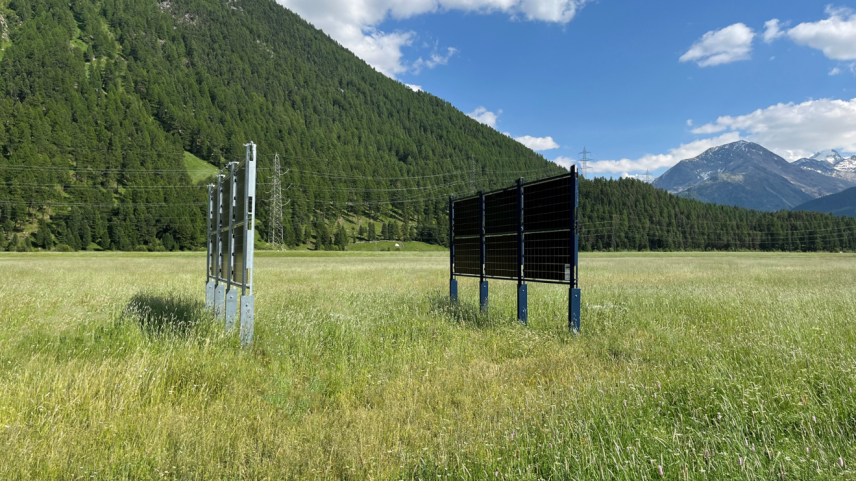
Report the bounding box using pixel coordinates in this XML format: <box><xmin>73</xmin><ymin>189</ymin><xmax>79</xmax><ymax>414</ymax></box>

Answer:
<box><xmin>183</xmin><ymin>151</ymin><xmax>219</xmax><ymax>184</ymax></box>
<box><xmin>0</xmin><ymin>252</ymin><xmax>854</xmax><ymax>479</ymax></box>
<box><xmin>346</xmin><ymin>241</ymin><xmax>448</xmax><ymax>252</ymax></box>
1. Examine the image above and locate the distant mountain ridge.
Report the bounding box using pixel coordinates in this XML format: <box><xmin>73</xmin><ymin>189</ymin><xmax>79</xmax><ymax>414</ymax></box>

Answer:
<box><xmin>652</xmin><ymin>141</ymin><xmax>854</xmax><ymax>212</ymax></box>
<box><xmin>792</xmin><ymin>187</ymin><xmax>856</xmax><ymax>218</ymax></box>
<box><xmin>793</xmin><ymin>149</ymin><xmax>856</xmax><ymax>183</ymax></box>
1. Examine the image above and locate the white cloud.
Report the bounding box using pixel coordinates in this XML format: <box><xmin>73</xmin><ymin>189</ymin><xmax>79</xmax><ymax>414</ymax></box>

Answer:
<box><xmin>551</xmin><ymin>156</ymin><xmax>574</xmax><ymax>170</ymax></box>
<box><xmin>687</xmin><ymin>98</ymin><xmax>856</xmax><ymax>160</ymax></box>
<box><xmin>763</xmin><ymin>19</ymin><xmax>786</xmax><ymax>43</ymax></box>
<box><xmin>467</xmin><ymin>107</ymin><xmax>501</xmax><ymax>128</ymax></box>
<box><xmin>514</xmin><ymin>135</ymin><xmax>559</xmax><ymax>151</ymax></box>
<box><xmin>686</xmin><ymin>119</ymin><xmax>693</xmax><ymax>127</ymax></box>
<box><xmin>278</xmin><ymin>0</ymin><xmax>590</xmax><ymax>77</ymax></box>
<box><xmin>680</xmin><ymin>23</ymin><xmax>755</xmax><ymax>67</ymax></box>
<box><xmin>586</xmin><ymin>133</ymin><xmax>743</xmax><ymax>175</ymax></box>
<box><xmin>691</xmin><ymin>123</ymin><xmax>727</xmax><ymax>135</ymax></box>
<box><xmin>788</xmin><ymin>6</ymin><xmax>856</xmax><ymax>60</ymax></box>
<box><xmin>405</xmin><ymin>84</ymin><xmax>423</xmax><ymax>91</ymax></box>
<box><xmin>412</xmin><ymin>47</ymin><xmax>458</xmax><ymax>74</ymax></box>
<box><xmin>830</xmin><ymin>67</ymin><xmax>842</xmax><ymax>76</ymax></box>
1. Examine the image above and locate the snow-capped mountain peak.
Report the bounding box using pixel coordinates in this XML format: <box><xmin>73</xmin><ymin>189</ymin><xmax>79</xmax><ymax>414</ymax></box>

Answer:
<box><xmin>811</xmin><ymin>149</ymin><xmax>844</xmax><ymax>164</ymax></box>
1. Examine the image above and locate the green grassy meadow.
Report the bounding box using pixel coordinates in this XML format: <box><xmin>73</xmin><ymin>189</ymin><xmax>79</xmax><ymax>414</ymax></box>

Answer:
<box><xmin>0</xmin><ymin>252</ymin><xmax>854</xmax><ymax>479</ymax></box>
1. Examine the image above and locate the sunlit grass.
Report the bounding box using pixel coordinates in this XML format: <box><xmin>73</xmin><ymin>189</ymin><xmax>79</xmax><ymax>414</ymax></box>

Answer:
<box><xmin>0</xmin><ymin>252</ymin><xmax>854</xmax><ymax>479</ymax></box>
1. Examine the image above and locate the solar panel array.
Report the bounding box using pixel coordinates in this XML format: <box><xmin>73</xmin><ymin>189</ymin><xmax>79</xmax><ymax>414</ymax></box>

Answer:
<box><xmin>451</xmin><ymin>173</ymin><xmax>577</xmax><ymax>284</ymax></box>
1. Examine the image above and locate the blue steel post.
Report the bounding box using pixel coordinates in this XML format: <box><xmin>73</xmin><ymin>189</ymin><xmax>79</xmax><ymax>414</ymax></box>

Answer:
<box><xmin>449</xmin><ymin>196</ymin><xmax>458</xmax><ymax>304</ymax></box>
<box><xmin>479</xmin><ymin>191</ymin><xmax>489</xmax><ymax>313</ymax></box>
<box><xmin>516</xmin><ymin>178</ymin><xmax>527</xmax><ymax>324</ymax></box>
<box><xmin>569</xmin><ymin>166</ymin><xmax>581</xmax><ymax>333</ymax></box>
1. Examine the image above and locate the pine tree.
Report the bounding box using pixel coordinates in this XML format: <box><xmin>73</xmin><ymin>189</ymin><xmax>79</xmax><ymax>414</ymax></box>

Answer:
<box><xmin>335</xmin><ymin>225</ymin><xmax>348</xmax><ymax>251</ymax></box>
<box><xmin>162</xmin><ymin>233</ymin><xmax>175</xmax><ymax>251</ymax></box>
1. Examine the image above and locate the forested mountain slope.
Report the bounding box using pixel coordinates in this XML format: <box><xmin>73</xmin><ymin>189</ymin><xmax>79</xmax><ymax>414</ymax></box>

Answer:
<box><xmin>792</xmin><ymin>187</ymin><xmax>856</xmax><ymax>219</ymax></box>
<box><xmin>0</xmin><ymin>0</ymin><xmax>561</xmax><ymax>250</ymax></box>
<box><xmin>1</xmin><ymin>0</ymin><xmax>855</xmax><ymax>253</ymax></box>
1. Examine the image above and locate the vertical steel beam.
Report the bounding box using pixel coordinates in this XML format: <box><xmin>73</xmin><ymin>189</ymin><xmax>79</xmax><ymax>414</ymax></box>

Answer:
<box><xmin>517</xmin><ymin>178</ymin><xmax>527</xmax><ymax>324</ymax></box>
<box><xmin>214</xmin><ymin>175</ymin><xmax>225</xmax><ymax>318</ymax></box>
<box><xmin>479</xmin><ymin>190</ymin><xmax>488</xmax><ymax>313</ymax></box>
<box><xmin>225</xmin><ymin>162</ymin><xmax>239</xmax><ymax>332</ymax></box>
<box><xmin>241</xmin><ymin>142</ymin><xmax>257</xmax><ymax>348</ymax></box>
<box><xmin>449</xmin><ymin>196</ymin><xmax>457</xmax><ymax>305</ymax></box>
<box><xmin>206</xmin><ymin>184</ymin><xmax>215</xmax><ymax>310</ymax></box>
<box><xmin>569</xmin><ymin>166</ymin><xmax>581</xmax><ymax>333</ymax></box>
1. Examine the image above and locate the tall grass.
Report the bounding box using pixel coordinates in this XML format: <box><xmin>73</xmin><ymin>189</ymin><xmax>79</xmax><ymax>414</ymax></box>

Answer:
<box><xmin>0</xmin><ymin>252</ymin><xmax>853</xmax><ymax>479</ymax></box>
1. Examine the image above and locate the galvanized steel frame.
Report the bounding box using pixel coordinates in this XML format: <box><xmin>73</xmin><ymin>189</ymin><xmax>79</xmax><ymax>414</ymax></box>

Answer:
<box><xmin>206</xmin><ymin>142</ymin><xmax>257</xmax><ymax>346</ymax></box>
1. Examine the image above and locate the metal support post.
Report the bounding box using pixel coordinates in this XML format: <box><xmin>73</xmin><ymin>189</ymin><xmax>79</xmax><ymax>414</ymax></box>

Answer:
<box><xmin>516</xmin><ymin>178</ymin><xmax>527</xmax><ymax>324</ymax></box>
<box><xmin>240</xmin><ymin>141</ymin><xmax>257</xmax><ymax>348</ymax></box>
<box><xmin>449</xmin><ymin>196</ymin><xmax>458</xmax><ymax>305</ymax></box>
<box><xmin>214</xmin><ymin>283</ymin><xmax>225</xmax><ymax>317</ymax></box>
<box><xmin>205</xmin><ymin>281</ymin><xmax>215</xmax><ymax>310</ymax></box>
<box><xmin>479</xmin><ymin>191</ymin><xmax>488</xmax><ymax>312</ymax></box>
<box><xmin>241</xmin><ymin>295</ymin><xmax>254</xmax><ymax>348</ymax></box>
<box><xmin>569</xmin><ymin>166</ymin><xmax>581</xmax><ymax>333</ymax></box>
<box><xmin>225</xmin><ymin>289</ymin><xmax>238</xmax><ymax>331</ymax></box>
<box><xmin>206</xmin><ymin>184</ymin><xmax>215</xmax><ymax>309</ymax></box>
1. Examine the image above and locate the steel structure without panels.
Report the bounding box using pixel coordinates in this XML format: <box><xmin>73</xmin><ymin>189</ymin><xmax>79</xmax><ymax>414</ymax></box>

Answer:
<box><xmin>450</xmin><ymin>166</ymin><xmax>581</xmax><ymax>331</ymax></box>
<box><xmin>206</xmin><ymin>142</ymin><xmax>258</xmax><ymax>347</ymax></box>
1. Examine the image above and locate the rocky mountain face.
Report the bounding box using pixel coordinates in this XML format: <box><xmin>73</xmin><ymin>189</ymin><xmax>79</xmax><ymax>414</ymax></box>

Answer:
<box><xmin>793</xmin><ymin>149</ymin><xmax>856</xmax><ymax>183</ymax></box>
<box><xmin>652</xmin><ymin>141</ymin><xmax>855</xmax><ymax>212</ymax></box>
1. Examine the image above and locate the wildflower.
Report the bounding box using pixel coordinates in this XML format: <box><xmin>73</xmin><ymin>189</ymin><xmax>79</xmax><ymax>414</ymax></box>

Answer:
<box><xmin>840</xmin><ymin>458</ymin><xmax>844</xmax><ymax>468</ymax></box>
<box><xmin>806</xmin><ymin>447</ymin><xmax>810</xmax><ymax>455</ymax></box>
<box><xmin>657</xmin><ymin>381</ymin><xmax>661</xmax><ymax>390</ymax></box>
<box><xmin>812</xmin><ymin>416</ymin><xmax>816</xmax><ymax>423</ymax></box>
<box><xmin>739</xmin><ymin>457</ymin><xmax>743</xmax><ymax>466</ymax></box>
<box><xmin>494</xmin><ymin>472</ymin><xmax>498</xmax><ymax>477</ymax></box>
<box><xmin>745</xmin><ymin>440</ymin><xmax>748</xmax><ymax>447</ymax></box>
<box><xmin>717</xmin><ymin>413</ymin><xmax>722</xmax><ymax>420</ymax></box>
<box><xmin>624</xmin><ymin>400</ymin><xmax>627</xmax><ymax>408</ymax></box>
<box><xmin>751</xmin><ymin>443</ymin><xmax>756</xmax><ymax>452</ymax></box>
<box><xmin>511</xmin><ymin>431</ymin><xmax>515</xmax><ymax>441</ymax></box>
<box><xmin>658</xmin><ymin>465</ymin><xmax>663</xmax><ymax>476</ymax></box>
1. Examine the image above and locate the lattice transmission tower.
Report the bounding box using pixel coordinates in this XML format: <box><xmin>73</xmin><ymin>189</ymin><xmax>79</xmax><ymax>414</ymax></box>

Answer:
<box><xmin>268</xmin><ymin>153</ymin><xmax>285</xmax><ymax>250</ymax></box>
<box><xmin>578</xmin><ymin>147</ymin><xmax>593</xmax><ymax>178</ymax></box>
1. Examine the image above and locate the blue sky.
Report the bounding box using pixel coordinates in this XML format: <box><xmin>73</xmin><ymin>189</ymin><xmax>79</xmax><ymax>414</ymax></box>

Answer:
<box><xmin>278</xmin><ymin>0</ymin><xmax>856</xmax><ymax>178</ymax></box>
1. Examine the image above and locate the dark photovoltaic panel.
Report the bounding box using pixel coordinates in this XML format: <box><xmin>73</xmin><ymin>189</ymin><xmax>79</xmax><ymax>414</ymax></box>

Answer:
<box><xmin>523</xmin><ymin>176</ymin><xmax>572</xmax><ymax>282</ymax></box>
<box><xmin>485</xmin><ymin>234</ymin><xmax>517</xmax><ymax>278</ymax></box>
<box><xmin>524</xmin><ymin>231</ymin><xmax>570</xmax><ymax>282</ymax></box>
<box><xmin>523</xmin><ymin>176</ymin><xmax>571</xmax><ymax>232</ymax></box>
<box><xmin>454</xmin><ymin>237</ymin><xmax>480</xmax><ymax>275</ymax></box>
<box><xmin>485</xmin><ymin>187</ymin><xmax>517</xmax><ymax>235</ymax></box>
<box><xmin>452</xmin><ymin>173</ymin><xmax>574</xmax><ymax>283</ymax></box>
<box><xmin>453</xmin><ymin>197</ymin><xmax>480</xmax><ymax>238</ymax></box>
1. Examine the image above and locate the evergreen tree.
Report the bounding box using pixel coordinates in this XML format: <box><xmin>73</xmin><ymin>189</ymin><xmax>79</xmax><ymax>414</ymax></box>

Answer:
<box><xmin>367</xmin><ymin>221</ymin><xmax>377</xmax><ymax>242</ymax></box>
<box><xmin>162</xmin><ymin>233</ymin><xmax>175</xmax><ymax>251</ymax></box>
<box><xmin>335</xmin><ymin>225</ymin><xmax>348</xmax><ymax>251</ymax></box>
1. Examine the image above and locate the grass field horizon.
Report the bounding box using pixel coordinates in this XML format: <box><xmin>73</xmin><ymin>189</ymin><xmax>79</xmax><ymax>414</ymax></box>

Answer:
<box><xmin>1</xmin><ymin>252</ymin><xmax>854</xmax><ymax>479</ymax></box>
